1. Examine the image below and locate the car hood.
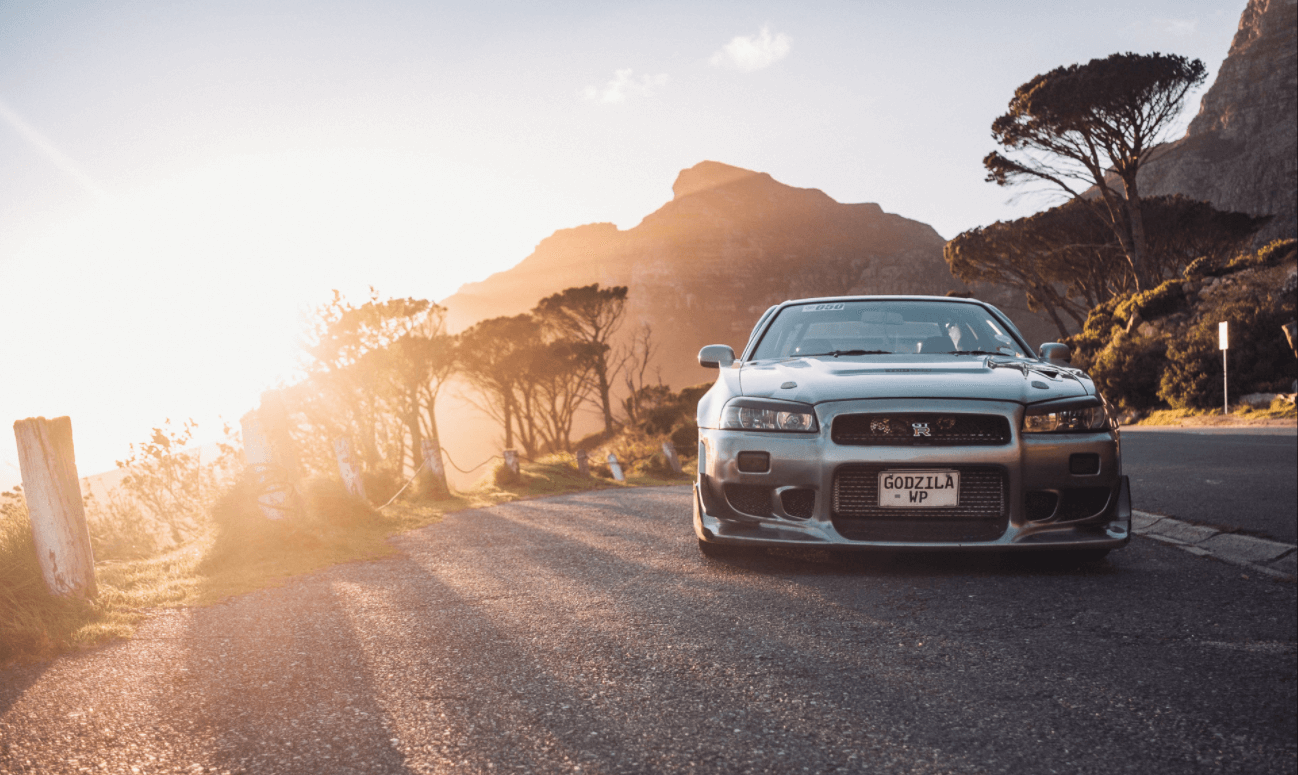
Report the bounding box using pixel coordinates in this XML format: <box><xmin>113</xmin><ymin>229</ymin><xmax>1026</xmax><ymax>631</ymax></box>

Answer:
<box><xmin>738</xmin><ymin>356</ymin><xmax>1093</xmax><ymax>406</ymax></box>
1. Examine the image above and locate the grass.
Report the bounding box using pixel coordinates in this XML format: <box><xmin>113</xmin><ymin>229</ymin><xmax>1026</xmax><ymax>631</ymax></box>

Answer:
<box><xmin>1137</xmin><ymin>397</ymin><xmax>1298</xmax><ymax>426</ymax></box>
<box><xmin>0</xmin><ymin>456</ymin><xmax>692</xmax><ymax>667</ymax></box>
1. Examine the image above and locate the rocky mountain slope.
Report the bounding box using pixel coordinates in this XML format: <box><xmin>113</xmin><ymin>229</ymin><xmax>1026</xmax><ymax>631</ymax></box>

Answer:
<box><xmin>442</xmin><ymin>161</ymin><xmax>1047</xmax><ymax>391</ymax></box>
<box><xmin>1139</xmin><ymin>0</ymin><xmax>1297</xmax><ymax>243</ymax></box>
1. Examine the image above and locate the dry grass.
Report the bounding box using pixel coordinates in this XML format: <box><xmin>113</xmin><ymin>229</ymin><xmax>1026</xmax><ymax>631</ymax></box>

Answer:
<box><xmin>1</xmin><ymin>458</ymin><xmax>691</xmax><ymax>667</ymax></box>
<box><xmin>1138</xmin><ymin>397</ymin><xmax>1298</xmax><ymax>426</ymax></box>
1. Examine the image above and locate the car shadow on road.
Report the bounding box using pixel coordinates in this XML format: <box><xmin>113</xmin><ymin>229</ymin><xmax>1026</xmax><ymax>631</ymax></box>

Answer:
<box><xmin>711</xmin><ymin>546</ymin><xmax>1123</xmax><ymax>578</ymax></box>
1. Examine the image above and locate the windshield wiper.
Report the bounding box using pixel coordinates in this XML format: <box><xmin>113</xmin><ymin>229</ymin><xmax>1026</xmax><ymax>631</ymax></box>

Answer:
<box><xmin>948</xmin><ymin>350</ymin><xmax>1001</xmax><ymax>355</ymax></box>
<box><xmin>800</xmin><ymin>349</ymin><xmax>892</xmax><ymax>357</ymax></box>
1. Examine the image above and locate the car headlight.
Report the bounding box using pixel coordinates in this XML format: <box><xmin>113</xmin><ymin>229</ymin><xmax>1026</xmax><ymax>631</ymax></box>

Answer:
<box><xmin>1023</xmin><ymin>401</ymin><xmax>1109</xmax><ymax>433</ymax></box>
<box><xmin>721</xmin><ymin>398</ymin><xmax>819</xmax><ymax>432</ymax></box>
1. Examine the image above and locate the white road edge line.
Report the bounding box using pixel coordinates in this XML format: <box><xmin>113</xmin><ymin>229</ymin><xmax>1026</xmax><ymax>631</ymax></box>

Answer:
<box><xmin>1131</xmin><ymin>509</ymin><xmax>1296</xmax><ymax>579</ymax></box>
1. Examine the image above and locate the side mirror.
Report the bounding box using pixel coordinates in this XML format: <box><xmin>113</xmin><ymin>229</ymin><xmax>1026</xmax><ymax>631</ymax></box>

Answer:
<box><xmin>698</xmin><ymin>344</ymin><xmax>736</xmax><ymax>369</ymax></box>
<box><xmin>1039</xmin><ymin>343</ymin><xmax>1071</xmax><ymax>366</ymax></box>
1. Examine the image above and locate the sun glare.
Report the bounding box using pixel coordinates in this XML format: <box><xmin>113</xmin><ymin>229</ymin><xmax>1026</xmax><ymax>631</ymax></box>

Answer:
<box><xmin>2</xmin><ymin>150</ymin><xmax>515</xmax><ymax>483</ymax></box>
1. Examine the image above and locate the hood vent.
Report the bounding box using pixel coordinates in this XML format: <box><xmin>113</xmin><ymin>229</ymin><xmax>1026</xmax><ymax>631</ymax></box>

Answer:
<box><xmin>832</xmin><ymin>413</ymin><xmax>1011</xmax><ymax>446</ymax></box>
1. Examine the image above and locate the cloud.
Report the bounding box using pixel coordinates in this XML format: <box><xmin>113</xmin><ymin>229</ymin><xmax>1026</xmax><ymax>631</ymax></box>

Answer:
<box><xmin>1160</xmin><ymin>17</ymin><xmax>1198</xmax><ymax>36</ymax></box>
<box><xmin>582</xmin><ymin>69</ymin><xmax>669</xmax><ymax>104</ymax></box>
<box><xmin>710</xmin><ymin>26</ymin><xmax>791</xmax><ymax>72</ymax></box>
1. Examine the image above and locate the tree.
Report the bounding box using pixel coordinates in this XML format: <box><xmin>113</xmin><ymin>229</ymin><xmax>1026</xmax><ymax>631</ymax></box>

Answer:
<box><xmin>291</xmin><ymin>290</ymin><xmax>455</xmax><ymax>494</ymax></box>
<box><xmin>946</xmin><ymin>195</ymin><xmax>1266</xmax><ymax>338</ymax></box>
<box><xmin>618</xmin><ymin>323</ymin><xmax>661</xmax><ymax>425</ymax></box>
<box><xmin>534</xmin><ymin>284</ymin><xmax>628</xmax><ymax>433</ymax></box>
<box><xmin>458</xmin><ymin>314</ymin><xmax>542</xmax><ymax>452</ymax></box>
<box><xmin>984</xmin><ymin>52</ymin><xmax>1207</xmax><ymax>291</ymax></box>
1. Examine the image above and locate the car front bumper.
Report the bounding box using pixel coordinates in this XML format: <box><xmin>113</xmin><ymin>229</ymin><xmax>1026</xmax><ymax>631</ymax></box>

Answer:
<box><xmin>694</xmin><ymin>398</ymin><xmax>1131</xmax><ymax>552</ymax></box>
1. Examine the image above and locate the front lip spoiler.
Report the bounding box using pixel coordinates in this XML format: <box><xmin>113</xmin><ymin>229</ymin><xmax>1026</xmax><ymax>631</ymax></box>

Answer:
<box><xmin>693</xmin><ymin>477</ymin><xmax>1133</xmax><ymax>553</ymax></box>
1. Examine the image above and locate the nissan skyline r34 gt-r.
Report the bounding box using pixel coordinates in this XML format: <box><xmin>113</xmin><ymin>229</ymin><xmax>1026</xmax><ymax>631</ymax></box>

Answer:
<box><xmin>693</xmin><ymin>295</ymin><xmax>1131</xmax><ymax>559</ymax></box>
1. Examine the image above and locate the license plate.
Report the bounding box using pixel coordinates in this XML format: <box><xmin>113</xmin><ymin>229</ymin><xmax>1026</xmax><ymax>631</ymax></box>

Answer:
<box><xmin>878</xmin><ymin>470</ymin><xmax>959</xmax><ymax>508</ymax></box>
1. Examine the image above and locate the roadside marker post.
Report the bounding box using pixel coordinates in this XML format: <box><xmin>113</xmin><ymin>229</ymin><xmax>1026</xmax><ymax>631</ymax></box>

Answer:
<box><xmin>1219</xmin><ymin>321</ymin><xmax>1229</xmax><ymax>415</ymax></box>
<box><xmin>607</xmin><ymin>453</ymin><xmax>624</xmax><ymax>482</ymax></box>
<box><xmin>12</xmin><ymin>416</ymin><xmax>97</xmax><ymax>599</ymax></box>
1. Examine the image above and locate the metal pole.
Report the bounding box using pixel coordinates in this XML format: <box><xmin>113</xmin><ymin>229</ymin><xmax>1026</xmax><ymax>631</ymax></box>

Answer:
<box><xmin>1223</xmin><ymin>349</ymin><xmax>1228</xmax><ymax>415</ymax></box>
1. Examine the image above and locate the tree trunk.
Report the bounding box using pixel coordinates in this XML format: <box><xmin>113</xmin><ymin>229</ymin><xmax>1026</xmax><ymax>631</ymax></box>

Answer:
<box><xmin>13</xmin><ymin>416</ymin><xmax>97</xmax><ymax>598</ymax></box>
<box><xmin>594</xmin><ymin>358</ymin><xmax>614</xmax><ymax>433</ymax></box>
<box><xmin>1120</xmin><ymin>174</ymin><xmax>1152</xmax><ymax>291</ymax></box>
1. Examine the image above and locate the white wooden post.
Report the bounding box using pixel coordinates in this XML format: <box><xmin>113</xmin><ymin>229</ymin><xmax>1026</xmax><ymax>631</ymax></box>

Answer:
<box><xmin>241</xmin><ymin>410</ymin><xmax>290</xmax><ymax>520</ymax></box>
<box><xmin>421</xmin><ymin>439</ymin><xmax>445</xmax><ymax>481</ymax></box>
<box><xmin>1219</xmin><ymin>321</ymin><xmax>1230</xmax><ymax>415</ymax></box>
<box><xmin>661</xmin><ymin>441</ymin><xmax>682</xmax><ymax>474</ymax></box>
<box><xmin>575</xmin><ymin>449</ymin><xmax>590</xmax><ymax>476</ymax></box>
<box><xmin>503</xmin><ymin>449</ymin><xmax>520</xmax><ymax>476</ymax></box>
<box><xmin>13</xmin><ymin>417</ymin><xmax>97</xmax><ymax>599</ymax></box>
<box><xmin>420</xmin><ymin>438</ymin><xmax>448</xmax><ymax>496</ymax></box>
<box><xmin>333</xmin><ymin>436</ymin><xmax>367</xmax><ymax>500</ymax></box>
<box><xmin>607</xmin><ymin>453</ymin><xmax>624</xmax><ymax>482</ymax></box>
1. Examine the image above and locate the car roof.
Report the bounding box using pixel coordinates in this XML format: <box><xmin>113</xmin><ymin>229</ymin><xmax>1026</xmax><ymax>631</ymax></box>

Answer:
<box><xmin>776</xmin><ymin>294</ymin><xmax>988</xmax><ymax>308</ymax></box>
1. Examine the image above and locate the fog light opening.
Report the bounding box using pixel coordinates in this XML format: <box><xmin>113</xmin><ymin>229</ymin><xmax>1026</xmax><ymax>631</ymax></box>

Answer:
<box><xmin>1069</xmin><ymin>453</ymin><xmax>1101</xmax><ymax>475</ymax></box>
<box><xmin>737</xmin><ymin>451</ymin><xmax>771</xmax><ymax>473</ymax></box>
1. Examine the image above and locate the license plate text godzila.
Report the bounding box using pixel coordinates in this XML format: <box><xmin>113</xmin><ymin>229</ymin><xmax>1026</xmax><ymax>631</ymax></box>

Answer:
<box><xmin>878</xmin><ymin>470</ymin><xmax>960</xmax><ymax>508</ymax></box>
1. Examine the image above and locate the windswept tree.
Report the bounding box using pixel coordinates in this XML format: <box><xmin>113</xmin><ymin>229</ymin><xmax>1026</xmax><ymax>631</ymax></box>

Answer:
<box><xmin>291</xmin><ymin>291</ymin><xmax>455</xmax><ymax>492</ymax></box>
<box><xmin>984</xmin><ymin>52</ymin><xmax>1207</xmax><ymax>291</ymax></box>
<box><xmin>458</xmin><ymin>314</ymin><xmax>541</xmax><ymax>452</ymax></box>
<box><xmin>534</xmin><ymin>284</ymin><xmax>628</xmax><ymax>433</ymax></box>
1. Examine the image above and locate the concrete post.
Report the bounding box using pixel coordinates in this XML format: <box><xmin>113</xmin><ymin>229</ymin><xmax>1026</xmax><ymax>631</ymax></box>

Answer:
<box><xmin>12</xmin><ymin>416</ymin><xmax>97</xmax><ymax>598</ymax></box>
<box><xmin>240</xmin><ymin>410</ymin><xmax>293</xmax><ymax>520</ymax></box>
<box><xmin>333</xmin><ymin>436</ymin><xmax>367</xmax><ymax>500</ymax></box>
<box><xmin>607</xmin><ymin>453</ymin><xmax>624</xmax><ymax>482</ymax></box>
<box><xmin>503</xmin><ymin>449</ymin><xmax>520</xmax><ymax>476</ymax></box>
<box><xmin>575</xmin><ymin>449</ymin><xmax>590</xmax><ymax>477</ymax></box>
<box><xmin>661</xmin><ymin>441</ymin><xmax>682</xmax><ymax>474</ymax></box>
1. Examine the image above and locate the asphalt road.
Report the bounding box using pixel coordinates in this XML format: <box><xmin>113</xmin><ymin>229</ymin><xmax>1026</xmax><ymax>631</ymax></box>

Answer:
<box><xmin>1122</xmin><ymin>426</ymin><xmax>1298</xmax><ymax>543</ymax></box>
<box><xmin>2</xmin><ymin>487</ymin><xmax>1294</xmax><ymax>775</ymax></box>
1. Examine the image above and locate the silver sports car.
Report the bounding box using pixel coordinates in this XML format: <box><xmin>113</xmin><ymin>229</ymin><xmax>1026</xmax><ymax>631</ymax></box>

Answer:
<box><xmin>694</xmin><ymin>295</ymin><xmax>1131</xmax><ymax>559</ymax></box>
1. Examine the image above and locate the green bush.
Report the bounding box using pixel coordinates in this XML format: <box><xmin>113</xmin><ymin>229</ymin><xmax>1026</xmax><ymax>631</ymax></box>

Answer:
<box><xmin>1226</xmin><ymin>238</ymin><xmax>1297</xmax><ymax>271</ymax></box>
<box><xmin>1067</xmin><ymin>296</ymin><xmax>1126</xmax><ymax>372</ymax></box>
<box><xmin>1115</xmin><ymin>279</ymin><xmax>1185</xmax><ymax>323</ymax></box>
<box><xmin>1159</xmin><ymin>299</ymin><xmax>1298</xmax><ymax>409</ymax></box>
<box><xmin>1088</xmin><ymin>332</ymin><xmax>1170</xmax><ymax>410</ymax></box>
<box><xmin>670</xmin><ymin>422</ymin><xmax>699</xmax><ymax>454</ymax></box>
<box><xmin>1184</xmin><ymin>255</ymin><xmax>1227</xmax><ymax>281</ymax></box>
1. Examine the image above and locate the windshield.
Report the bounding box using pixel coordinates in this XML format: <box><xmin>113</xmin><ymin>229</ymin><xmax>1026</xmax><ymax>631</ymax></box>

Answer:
<box><xmin>749</xmin><ymin>300</ymin><xmax>1030</xmax><ymax>360</ymax></box>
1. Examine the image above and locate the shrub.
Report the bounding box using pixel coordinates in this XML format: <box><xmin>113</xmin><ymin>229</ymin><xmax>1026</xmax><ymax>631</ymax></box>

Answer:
<box><xmin>670</xmin><ymin>422</ymin><xmax>699</xmax><ymax>454</ymax></box>
<box><xmin>1226</xmin><ymin>238</ymin><xmax>1297</xmax><ymax>271</ymax></box>
<box><xmin>361</xmin><ymin>467</ymin><xmax>402</xmax><ymax>505</ymax></box>
<box><xmin>1088</xmin><ymin>332</ymin><xmax>1170</xmax><ymax>410</ymax></box>
<box><xmin>1159</xmin><ymin>298</ymin><xmax>1298</xmax><ymax>408</ymax></box>
<box><xmin>491</xmin><ymin>460</ymin><xmax>521</xmax><ymax>487</ymax></box>
<box><xmin>1184</xmin><ymin>255</ymin><xmax>1227</xmax><ymax>280</ymax></box>
<box><xmin>1115</xmin><ymin>279</ymin><xmax>1185</xmax><ymax>323</ymax></box>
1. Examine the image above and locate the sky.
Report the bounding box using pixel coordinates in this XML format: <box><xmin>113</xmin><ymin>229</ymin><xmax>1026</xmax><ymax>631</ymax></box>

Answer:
<box><xmin>0</xmin><ymin>0</ymin><xmax>1244</xmax><ymax>489</ymax></box>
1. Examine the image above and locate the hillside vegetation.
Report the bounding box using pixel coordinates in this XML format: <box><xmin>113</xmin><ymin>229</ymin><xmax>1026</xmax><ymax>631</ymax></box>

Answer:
<box><xmin>1067</xmin><ymin>239</ymin><xmax>1297</xmax><ymax>413</ymax></box>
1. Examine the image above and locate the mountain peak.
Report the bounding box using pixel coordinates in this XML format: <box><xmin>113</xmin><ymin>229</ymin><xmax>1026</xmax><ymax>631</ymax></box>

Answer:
<box><xmin>671</xmin><ymin>161</ymin><xmax>766</xmax><ymax>200</ymax></box>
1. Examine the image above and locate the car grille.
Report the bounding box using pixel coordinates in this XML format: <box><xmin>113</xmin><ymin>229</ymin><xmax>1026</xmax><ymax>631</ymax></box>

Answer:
<box><xmin>831</xmin><ymin>464</ymin><xmax>1008</xmax><ymax>542</ymax></box>
<box><xmin>832</xmin><ymin>413</ymin><xmax>1011</xmax><ymax>446</ymax></box>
